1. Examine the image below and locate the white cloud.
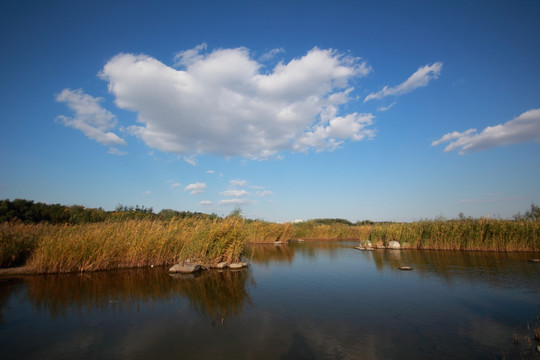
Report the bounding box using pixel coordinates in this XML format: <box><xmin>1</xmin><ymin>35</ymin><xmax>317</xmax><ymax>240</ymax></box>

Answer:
<box><xmin>206</xmin><ymin>170</ymin><xmax>215</xmax><ymax>174</ymax></box>
<box><xmin>55</xmin><ymin>89</ymin><xmax>126</xmax><ymax>149</ymax></box>
<box><xmin>199</xmin><ymin>200</ymin><xmax>213</xmax><ymax>206</ymax></box>
<box><xmin>184</xmin><ymin>155</ymin><xmax>197</xmax><ymax>166</ymax></box>
<box><xmin>364</xmin><ymin>62</ymin><xmax>442</xmax><ymax>102</ymax></box>
<box><xmin>184</xmin><ymin>182</ymin><xmax>207</xmax><ymax>195</ymax></box>
<box><xmin>259</xmin><ymin>48</ymin><xmax>285</xmax><ymax>62</ymax></box>
<box><xmin>293</xmin><ymin>113</ymin><xmax>375</xmax><ymax>152</ymax></box>
<box><xmin>144</xmin><ymin>190</ymin><xmax>152</xmax><ymax>195</ymax></box>
<box><xmin>221</xmin><ymin>189</ymin><xmax>250</xmax><ymax>197</ymax></box>
<box><xmin>170</xmin><ymin>182</ymin><xmax>181</xmax><ymax>188</ymax></box>
<box><xmin>432</xmin><ymin>108</ymin><xmax>540</xmax><ymax>154</ymax></box>
<box><xmin>108</xmin><ymin>147</ymin><xmax>127</xmax><ymax>156</ymax></box>
<box><xmin>217</xmin><ymin>198</ymin><xmax>254</xmax><ymax>206</ymax></box>
<box><xmin>377</xmin><ymin>102</ymin><xmax>396</xmax><ymax>112</ymax></box>
<box><xmin>229</xmin><ymin>179</ymin><xmax>247</xmax><ymax>187</ymax></box>
<box><xmin>258</xmin><ymin>190</ymin><xmax>274</xmax><ymax>197</ymax></box>
<box><xmin>99</xmin><ymin>45</ymin><xmax>373</xmax><ymax>159</ymax></box>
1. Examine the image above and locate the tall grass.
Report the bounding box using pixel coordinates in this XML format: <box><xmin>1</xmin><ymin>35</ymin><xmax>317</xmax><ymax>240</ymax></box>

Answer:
<box><xmin>1</xmin><ymin>217</ymin><xmax>538</xmax><ymax>274</ymax></box>
<box><xmin>25</xmin><ymin>217</ymin><xmax>247</xmax><ymax>274</ymax></box>
<box><xmin>0</xmin><ymin>222</ymin><xmax>50</xmax><ymax>267</ymax></box>
<box><xmin>367</xmin><ymin>219</ymin><xmax>540</xmax><ymax>251</ymax></box>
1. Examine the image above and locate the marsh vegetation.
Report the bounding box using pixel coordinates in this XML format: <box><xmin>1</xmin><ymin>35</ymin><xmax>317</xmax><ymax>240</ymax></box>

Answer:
<box><xmin>1</xmin><ymin>199</ymin><xmax>539</xmax><ymax>274</ymax></box>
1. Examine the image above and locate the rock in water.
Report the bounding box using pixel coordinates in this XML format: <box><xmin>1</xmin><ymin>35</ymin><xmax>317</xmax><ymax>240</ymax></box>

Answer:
<box><xmin>399</xmin><ymin>266</ymin><xmax>413</xmax><ymax>271</ymax></box>
<box><xmin>229</xmin><ymin>262</ymin><xmax>248</xmax><ymax>269</ymax></box>
<box><xmin>388</xmin><ymin>241</ymin><xmax>401</xmax><ymax>250</ymax></box>
<box><xmin>215</xmin><ymin>262</ymin><xmax>229</xmax><ymax>269</ymax></box>
<box><xmin>169</xmin><ymin>263</ymin><xmax>202</xmax><ymax>273</ymax></box>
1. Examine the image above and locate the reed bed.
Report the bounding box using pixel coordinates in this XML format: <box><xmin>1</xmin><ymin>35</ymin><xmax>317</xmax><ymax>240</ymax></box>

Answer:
<box><xmin>23</xmin><ymin>217</ymin><xmax>247</xmax><ymax>274</ymax></box>
<box><xmin>1</xmin><ymin>217</ymin><xmax>538</xmax><ymax>274</ymax></box>
<box><xmin>367</xmin><ymin>219</ymin><xmax>540</xmax><ymax>251</ymax></box>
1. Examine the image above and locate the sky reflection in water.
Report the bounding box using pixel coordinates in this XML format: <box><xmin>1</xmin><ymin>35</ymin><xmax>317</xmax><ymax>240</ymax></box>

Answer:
<box><xmin>1</xmin><ymin>242</ymin><xmax>539</xmax><ymax>359</ymax></box>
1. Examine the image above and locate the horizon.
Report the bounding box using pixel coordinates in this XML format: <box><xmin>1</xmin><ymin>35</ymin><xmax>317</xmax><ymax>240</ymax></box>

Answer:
<box><xmin>1</xmin><ymin>0</ymin><xmax>539</xmax><ymax>223</ymax></box>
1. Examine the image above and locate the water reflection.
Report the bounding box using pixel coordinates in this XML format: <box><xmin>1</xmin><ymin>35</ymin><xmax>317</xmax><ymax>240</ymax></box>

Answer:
<box><xmin>364</xmin><ymin>248</ymin><xmax>540</xmax><ymax>290</ymax></box>
<box><xmin>21</xmin><ymin>267</ymin><xmax>253</xmax><ymax>320</ymax></box>
<box><xmin>247</xmin><ymin>243</ymin><xmax>295</xmax><ymax>265</ymax></box>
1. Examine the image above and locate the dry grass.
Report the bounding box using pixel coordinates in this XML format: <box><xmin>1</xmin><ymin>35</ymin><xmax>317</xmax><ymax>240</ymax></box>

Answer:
<box><xmin>1</xmin><ymin>217</ymin><xmax>538</xmax><ymax>274</ymax></box>
<box><xmin>23</xmin><ymin>217</ymin><xmax>247</xmax><ymax>274</ymax></box>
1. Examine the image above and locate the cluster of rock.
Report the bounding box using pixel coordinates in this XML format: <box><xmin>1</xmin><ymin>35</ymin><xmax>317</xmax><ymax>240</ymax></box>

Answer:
<box><xmin>168</xmin><ymin>260</ymin><xmax>249</xmax><ymax>274</ymax></box>
<box><xmin>354</xmin><ymin>240</ymin><xmax>413</xmax><ymax>270</ymax></box>
<box><xmin>354</xmin><ymin>240</ymin><xmax>402</xmax><ymax>251</ymax></box>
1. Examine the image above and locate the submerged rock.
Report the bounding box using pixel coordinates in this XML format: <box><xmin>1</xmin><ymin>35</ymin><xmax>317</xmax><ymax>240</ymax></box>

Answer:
<box><xmin>399</xmin><ymin>266</ymin><xmax>413</xmax><ymax>271</ymax></box>
<box><xmin>169</xmin><ymin>263</ymin><xmax>202</xmax><ymax>274</ymax></box>
<box><xmin>388</xmin><ymin>241</ymin><xmax>401</xmax><ymax>250</ymax></box>
<box><xmin>529</xmin><ymin>258</ymin><xmax>540</xmax><ymax>263</ymax></box>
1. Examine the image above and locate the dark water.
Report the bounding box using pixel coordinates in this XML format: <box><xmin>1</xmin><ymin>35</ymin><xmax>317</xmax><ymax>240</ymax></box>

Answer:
<box><xmin>1</xmin><ymin>241</ymin><xmax>539</xmax><ymax>359</ymax></box>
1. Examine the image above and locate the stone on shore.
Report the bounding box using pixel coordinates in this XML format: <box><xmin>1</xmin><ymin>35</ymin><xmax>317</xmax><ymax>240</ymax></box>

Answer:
<box><xmin>169</xmin><ymin>263</ymin><xmax>202</xmax><ymax>274</ymax></box>
<box><xmin>229</xmin><ymin>262</ymin><xmax>248</xmax><ymax>269</ymax></box>
<box><xmin>388</xmin><ymin>240</ymin><xmax>401</xmax><ymax>250</ymax></box>
<box><xmin>215</xmin><ymin>262</ymin><xmax>229</xmax><ymax>269</ymax></box>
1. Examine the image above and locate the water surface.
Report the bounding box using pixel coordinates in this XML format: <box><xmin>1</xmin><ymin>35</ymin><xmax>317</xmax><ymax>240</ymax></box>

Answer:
<box><xmin>1</xmin><ymin>241</ymin><xmax>539</xmax><ymax>359</ymax></box>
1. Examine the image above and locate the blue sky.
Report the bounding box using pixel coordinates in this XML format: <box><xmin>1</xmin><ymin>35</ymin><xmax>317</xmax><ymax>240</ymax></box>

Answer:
<box><xmin>1</xmin><ymin>0</ymin><xmax>539</xmax><ymax>222</ymax></box>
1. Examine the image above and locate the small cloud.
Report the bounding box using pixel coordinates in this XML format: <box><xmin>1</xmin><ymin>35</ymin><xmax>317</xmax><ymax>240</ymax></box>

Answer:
<box><xmin>144</xmin><ymin>190</ymin><xmax>152</xmax><ymax>195</ymax></box>
<box><xmin>184</xmin><ymin>156</ymin><xmax>197</xmax><ymax>166</ymax></box>
<box><xmin>377</xmin><ymin>102</ymin><xmax>396</xmax><ymax>112</ymax></box>
<box><xmin>55</xmin><ymin>88</ymin><xmax>126</xmax><ymax>151</ymax></box>
<box><xmin>206</xmin><ymin>170</ymin><xmax>215</xmax><ymax>174</ymax></box>
<box><xmin>170</xmin><ymin>182</ymin><xmax>182</xmax><ymax>188</ymax></box>
<box><xmin>217</xmin><ymin>198</ymin><xmax>254</xmax><ymax>206</ymax></box>
<box><xmin>452</xmin><ymin>78</ymin><xmax>466</xmax><ymax>86</ymax></box>
<box><xmin>199</xmin><ymin>200</ymin><xmax>213</xmax><ymax>206</ymax></box>
<box><xmin>432</xmin><ymin>108</ymin><xmax>540</xmax><ymax>154</ymax></box>
<box><xmin>221</xmin><ymin>189</ymin><xmax>250</xmax><ymax>197</ymax></box>
<box><xmin>229</xmin><ymin>179</ymin><xmax>247</xmax><ymax>187</ymax></box>
<box><xmin>364</xmin><ymin>62</ymin><xmax>442</xmax><ymax>102</ymax></box>
<box><xmin>184</xmin><ymin>182</ymin><xmax>207</xmax><ymax>195</ymax></box>
<box><xmin>258</xmin><ymin>190</ymin><xmax>274</xmax><ymax>197</ymax></box>
<box><xmin>108</xmin><ymin>147</ymin><xmax>128</xmax><ymax>156</ymax></box>
<box><xmin>259</xmin><ymin>47</ymin><xmax>285</xmax><ymax>62</ymax></box>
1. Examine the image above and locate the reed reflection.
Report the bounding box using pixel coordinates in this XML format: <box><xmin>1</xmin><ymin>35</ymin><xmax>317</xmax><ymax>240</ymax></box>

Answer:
<box><xmin>246</xmin><ymin>244</ymin><xmax>295</xmax><ymax>265</ymax></box>
<box><xmin>23</xmin><ymin>267</ymin><xmax>253</xmax><ymax>320</ymax></box>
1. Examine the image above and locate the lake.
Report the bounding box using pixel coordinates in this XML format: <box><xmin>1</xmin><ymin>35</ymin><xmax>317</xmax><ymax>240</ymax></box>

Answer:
<box><xmin>1</xmin><ymin>241</ymin><xmax>539</xmax><ymax>359</ymax></box>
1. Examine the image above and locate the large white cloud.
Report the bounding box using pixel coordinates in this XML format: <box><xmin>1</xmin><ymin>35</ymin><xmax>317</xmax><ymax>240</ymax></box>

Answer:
<box><xmin>99</xmin><ymin>45</ymin><xmax>373</xmax><ymax>159</ymax></box>
<box><xmin>55</xmin><ymin>89</ymin><xmax>126</xmax><ymax>151</ymax></box>
<box><xmin>432</xmin><ymin>108</ymin><xmax>540</xmax><ymax>154</ymax></box>
<box><xmin>364</xmin><ymin>62</ymin><xmax>442</xmax><ymax>102</ymax></box>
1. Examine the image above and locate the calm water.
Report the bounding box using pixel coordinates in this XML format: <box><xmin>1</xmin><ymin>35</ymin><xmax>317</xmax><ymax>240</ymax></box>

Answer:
<box><xmin>1</xmin><ymin>241</ymin><xmax>539</xmax><ymax>359</ymax></box>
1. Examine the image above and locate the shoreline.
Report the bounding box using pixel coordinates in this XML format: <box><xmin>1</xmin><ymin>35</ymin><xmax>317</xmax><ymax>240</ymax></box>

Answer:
<box><xmin>3</xmin><ymin>244</ymin><xmax>539</xmax><ymax>276</ymax></box>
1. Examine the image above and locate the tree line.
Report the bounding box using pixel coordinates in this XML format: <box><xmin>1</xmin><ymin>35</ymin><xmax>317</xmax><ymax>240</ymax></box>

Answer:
<box><xmin>0</xmin><ymin>199</ymin><xmax>217</xmax><ymax>224</ymax></box>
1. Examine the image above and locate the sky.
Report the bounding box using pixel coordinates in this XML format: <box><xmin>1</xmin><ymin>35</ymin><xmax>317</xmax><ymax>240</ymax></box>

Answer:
<box><xmin>1</xmin><ymin>0</ymin><xmax>539</xmax><ymax>222</ymax></box>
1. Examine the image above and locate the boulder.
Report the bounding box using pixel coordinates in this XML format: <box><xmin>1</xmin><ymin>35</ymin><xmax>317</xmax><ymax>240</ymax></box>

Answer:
<box><xmin>169</xmin><ymin>263</ymin><xmax>202</xmax><ymax>274</ymax></box>
<box><xmin>215</xmin><ymin>262</ymin><xmax>229</xmax><ymax>269</ymax></box>
<box><xmin>388</xmin><ymin>240</ymin><xmax>401</xmax><ymax>250</ymax></box>
<box><xmin>360</xmin><ymin>240</ymin><xmax>373</xmax><ymax>249</ymax></box>
<box><xmin>229</xmin><ymin>262</ymin><xmax>248</xmax><ymax>269</ymax></box>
